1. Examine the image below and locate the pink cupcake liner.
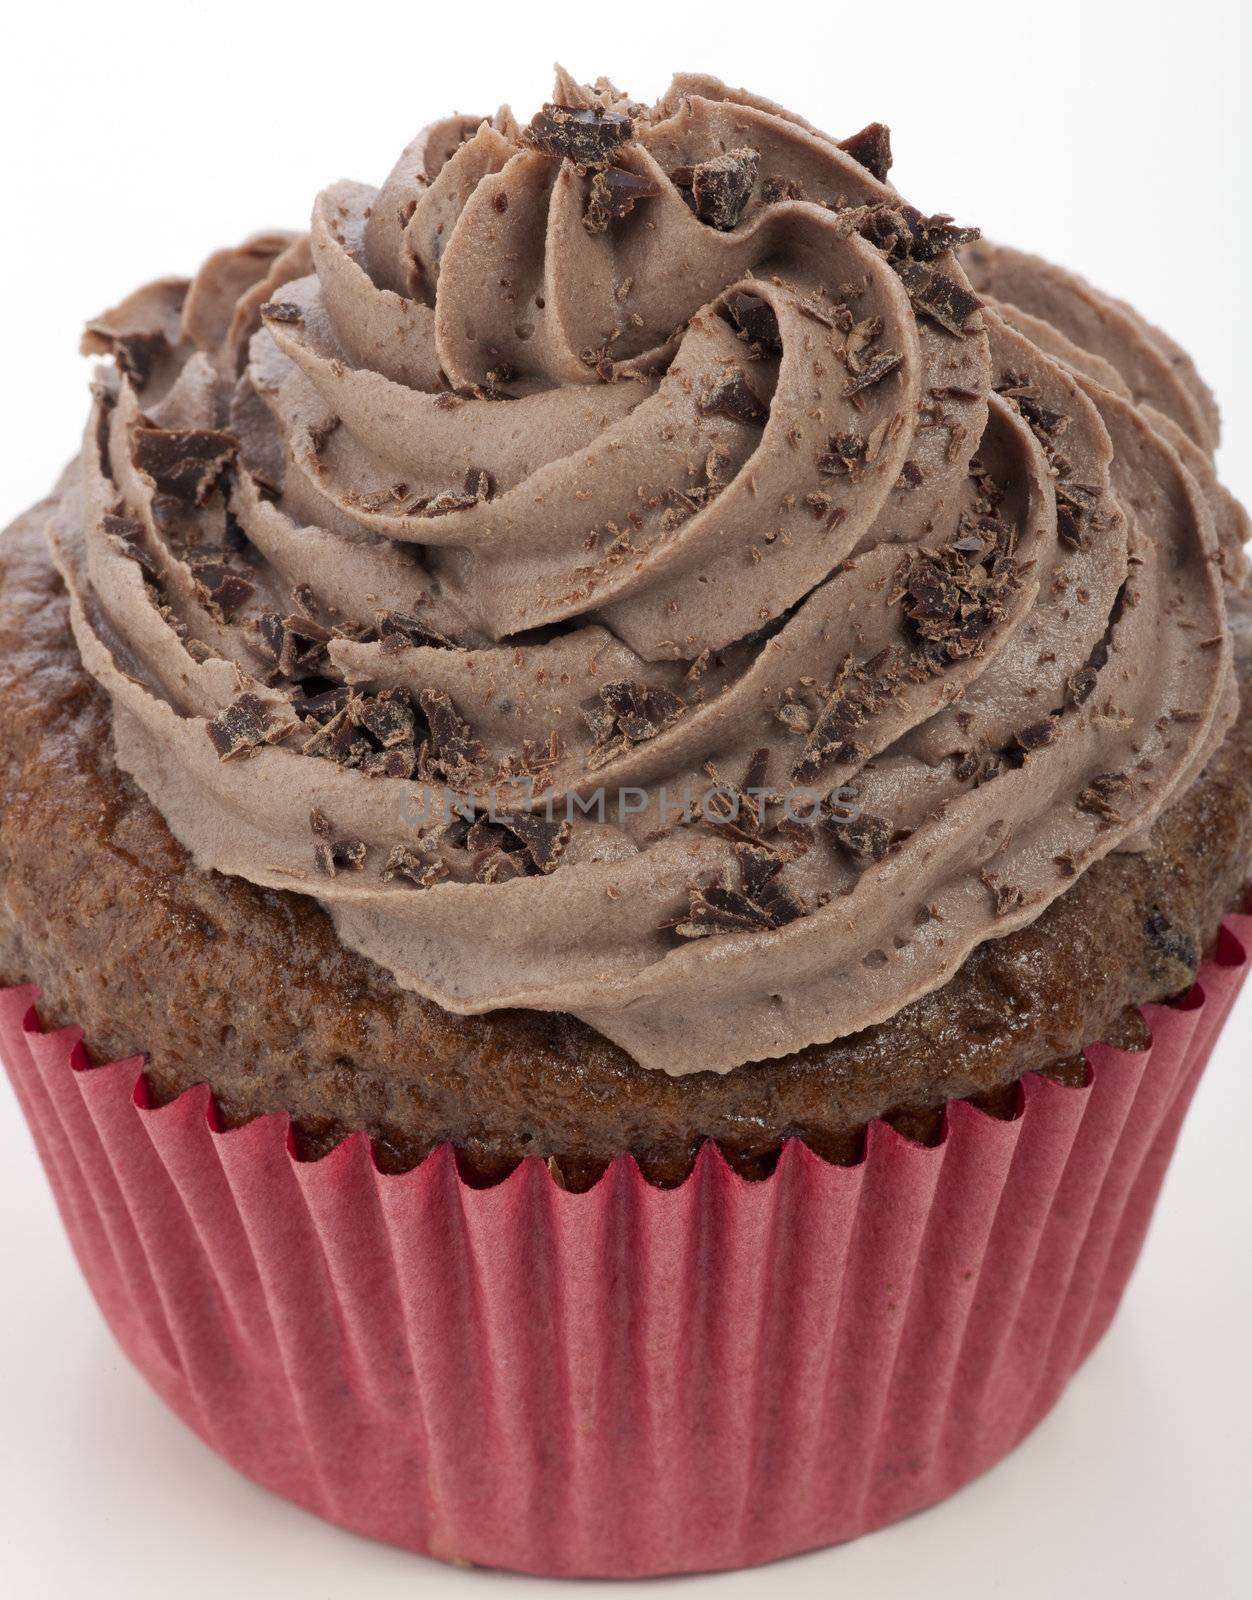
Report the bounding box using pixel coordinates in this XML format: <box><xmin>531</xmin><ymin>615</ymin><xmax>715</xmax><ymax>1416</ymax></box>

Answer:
<box><xmin>3</xmin><ymin>909</ymin><xmax>1248</xmax><ymax>1578</ymax></box>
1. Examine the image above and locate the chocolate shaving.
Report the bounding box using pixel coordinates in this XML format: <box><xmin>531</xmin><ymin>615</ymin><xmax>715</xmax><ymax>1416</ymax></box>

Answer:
<box><xmin>856</xmin><ymin>203</ymin><xmax>979</xmax><ymax>263</ymax></box>
<box><xmin>981</xmin><ymin>871</ymin><xmax>1026</xmax><ymax>917</ymax></box>
<box><xmin>842</xmin><ymin>350</ymin><xmax>904</xmax><ymax>397</ymax></box>
<box><xmin>206</xmin><ymin>694</ymin><xmax>276</xmax><ymax>761</ymax></box>
<box><xmin>582</xmin><ymin>680</ymin><xmax>685</xmax><ymax>761</ymax></box>
<box><xmin>855</xmin><ymin>204</ymin><xmax>917</xmax><ymax>260</ymax></box>
<box><xmin>301</xmin><ymin>701</ymin><xmax>374</xmax><ymax>767</ymax></box>
<box><xmin>583</xmin><ymin>165</ymin><xmax>661</xmax><ymax>232</ymax></box>
<box><xmin>838</xmin><ymin>122</ymin><xmax>892</xmax><ymax>182</ymax></box>
<box><xmin>524</xmin><ymin>103</ymin><xmax>632</xmax><ymax>168</ymax></box>
<box><xmin>1066</xmin><ymin>666</ymin><xmax>1100</xmax><ymax>707</ymax></box>
<box><xmin>187</xmin><ymin>550</ymin><xmax>255</xmax><ymax>623</ymax></box>
<box><xmin>107</xmin><ymin>331</ymin><xmax>169</xmax><ymax>389</ymax></box>
<box><xmin>374</xmin><ymin>609</ymin><xmax>463</xmax><ymax>652</ymax></box>
<box><xmin>908</xmin><ymin>213</ymin><xmax>981</xmax><ymax>261</ymax></box>
<box><xmin>702</xmin><ymin>748</ymin><xmax>777</xmax><ymax>843</ymax></box>
<box><xmin>843</xmin><ymin>314</ymin><xmax>885</xmax><ymax>375</ymax></box>
<box><xmin>382</xmin><ymin>846</ymin><xmax>449</xmax><ymax>890</ymax></box>
<box><xmin>893</xmin><ymin>516</ymin><xmax>1021</xmax><ymax>666</ymax></box>
<box><xmin>132</xmin><ymin>427</ymin><xmax>237</xmax><ymax>505</ymax></box>
<box><xmin>775</xmin><ymin>700</ymin><xmax>814</xmax><ymax>735</ymax></box>
<box><xmin>464</xmin><ymin>817</ymin><xmax>518</xmax><ymax>855</ymax></box>
<box><xmin>464</xmin><ymin>466</ymin><xmax>495</xmax><ymax>502</ymax></box>
<box><xmin>1015</xmin><ymin>718</ymin><xmax>1057</xmax><ymax>753</ymax></box>
<box><xmin>355</xmin><ymin>687</ymin><xmax>416</xmax><ymax>749</ymax></box>
<box><xmin>258</xmin><ymin>612</ymin><xmax>332</xmax><ymax>678</ymax></box>
<box><xmin>674</xmin><ymin>843</ymin><xmax>806</xmax><ymax>939</ymax></box>
<box><xmin>680</xmin><ymin>147</ymin><xmax>760</xmax><ymax>230</ymax></box>
<box><xmin>996</xmin><ymin>374</ymin><xmax>1069</xmax><ymax>442</ymax></box>
<box><xmin>762</xmin><ymin>174</ymin><xmax>805</xmax><ymax>203</ymax></box>
<box><xmin>893</xmin><ymin>260</ymin><xmax>982</xmax><ymax>335</ymax></box>
<box><xmin>310</xmin><ymin>808</ymin><xmax>367</xmax><ymax>876</ymax></box>
<box><xmin>297</xmin><ymin>685</ymin><xmax>422</xmax><ymax>776</ymax></box>
<box><xmin>826</xmin><ymin>809</ymin><xmax>892</xmax><ymax>864</ymax></box>
<box><xmin>417</xmin><ymin>689</ymin><xmax>487</xmax><ymax>787</ymax></box>
<box><xmin>292</xmin><ymin>684</ymin><xmax>350</xmax><ymax>724</ymax></box>
<box><xmin>416</xmin><ymin>467</ymin><xmax>495</xmax><ymax>518</ymax></box>
<box><xmin>474</xmin><ymin>847</ymin><xmax>529</xmax><ymax>885</ymax></box>
<box><xmin>494</xmin><ymin>811</ymin><xmax>572</xmax><ymax>874</ymax></box>
<box><xmin>357</xmin><ymin>747</ymin><xmax>415</xmax><ymax>779</ymax></box>
<box><xmin>1077</xmin><ymin>771</ymin><xmax>1132</xmax><ymax>825</ymax></box>
<box><xmin>1054</xmin><ymin>484</ymin><xmax>1092</xmax><ymax>550</ymax></box>
<box><xmin>818</xmin><ymin>431</ymin><xmax>867</xmax><ymax>477</ymax></box>
<box><xmin>791</xmin><ymin>648</ymin><xmax>908</xmax><ymax>783</ymax></box>
<box><xmin>954</xmin><ymin>749</ymin><xmax>1004</xmax><ymax>787</ymax></box>
<box><xmin>103</xmin><ymin>513</ymin><xmax>159</xmax><ymax>582</ymax></box>
<box><xmin>726</xmin><ymin>291</ymin><xmax>782</xmax><ymax>354</ymax></box>
<box><xmin>698</xmin><ymin>368</ymin><xmax>769</xmax><ymax>426</ymax></box>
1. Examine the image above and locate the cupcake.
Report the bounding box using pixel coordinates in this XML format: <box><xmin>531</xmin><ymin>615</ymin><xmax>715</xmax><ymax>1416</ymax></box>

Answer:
<box><xmin>1</xmin><ymin>71</ymin><xmax>1249</xmax><ymax>1577</ymax></box>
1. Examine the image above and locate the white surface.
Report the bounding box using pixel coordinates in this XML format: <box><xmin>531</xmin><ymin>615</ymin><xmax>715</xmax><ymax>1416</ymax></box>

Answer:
<box><xmin>1</xmin><ymin>1</ymin><xmax>1249</xmax><ymax>1593</ymax></box>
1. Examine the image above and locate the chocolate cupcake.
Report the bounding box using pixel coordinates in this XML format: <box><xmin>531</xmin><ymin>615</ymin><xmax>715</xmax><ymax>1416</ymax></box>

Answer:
<box><xmin>2</xmin><ymin>72</ymin><xmax>1249</xmax><ymax>1576</ymax></box>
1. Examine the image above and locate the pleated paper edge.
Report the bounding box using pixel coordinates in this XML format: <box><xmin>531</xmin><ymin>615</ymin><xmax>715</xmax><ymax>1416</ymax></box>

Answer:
<box><xmin>5</xmin><ymin>909</ymin><xmax>1248</xmax><ymax>1199</ymax></box>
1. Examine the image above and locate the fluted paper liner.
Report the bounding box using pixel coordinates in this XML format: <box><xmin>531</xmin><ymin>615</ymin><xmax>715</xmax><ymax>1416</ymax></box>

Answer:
<box><xmin>3</xmin><ymin>910</ymin><xmax>1248</xmax><ymax>1578</ymax></box>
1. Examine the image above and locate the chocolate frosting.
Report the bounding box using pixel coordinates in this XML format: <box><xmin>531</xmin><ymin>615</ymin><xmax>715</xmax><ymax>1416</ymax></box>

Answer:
<box><xmin>47</xmin><ymin>72</ymin><xmax>1243</xmax><ymax>1074</ymax></box>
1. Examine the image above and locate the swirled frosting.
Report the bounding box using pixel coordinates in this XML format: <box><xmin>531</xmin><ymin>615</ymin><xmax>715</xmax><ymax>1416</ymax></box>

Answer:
<box><xmin>48</xmin><ymin>72</ymin><xmax>1245</xmax><ymax>1074</ymax></box>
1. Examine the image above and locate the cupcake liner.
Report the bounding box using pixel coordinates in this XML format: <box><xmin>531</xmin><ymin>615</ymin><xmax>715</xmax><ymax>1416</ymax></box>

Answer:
<box><xmin>3</xmin><ymin>910</ymin><xmax>1248</xmax><ymax>1579</ymax></box>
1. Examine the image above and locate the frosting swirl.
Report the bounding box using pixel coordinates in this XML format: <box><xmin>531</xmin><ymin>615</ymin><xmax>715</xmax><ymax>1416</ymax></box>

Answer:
<box><xmin>50</xmin><ymin>73</ymin><xmax>1242</xmax><ymax>1074</ymax></box>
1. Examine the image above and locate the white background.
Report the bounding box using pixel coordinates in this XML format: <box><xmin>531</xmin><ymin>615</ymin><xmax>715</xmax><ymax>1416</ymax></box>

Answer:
<box><xmin>1</xmin><ymin>1</ymin><xmax>1249</xmax><ymax>1593</ymax></box>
